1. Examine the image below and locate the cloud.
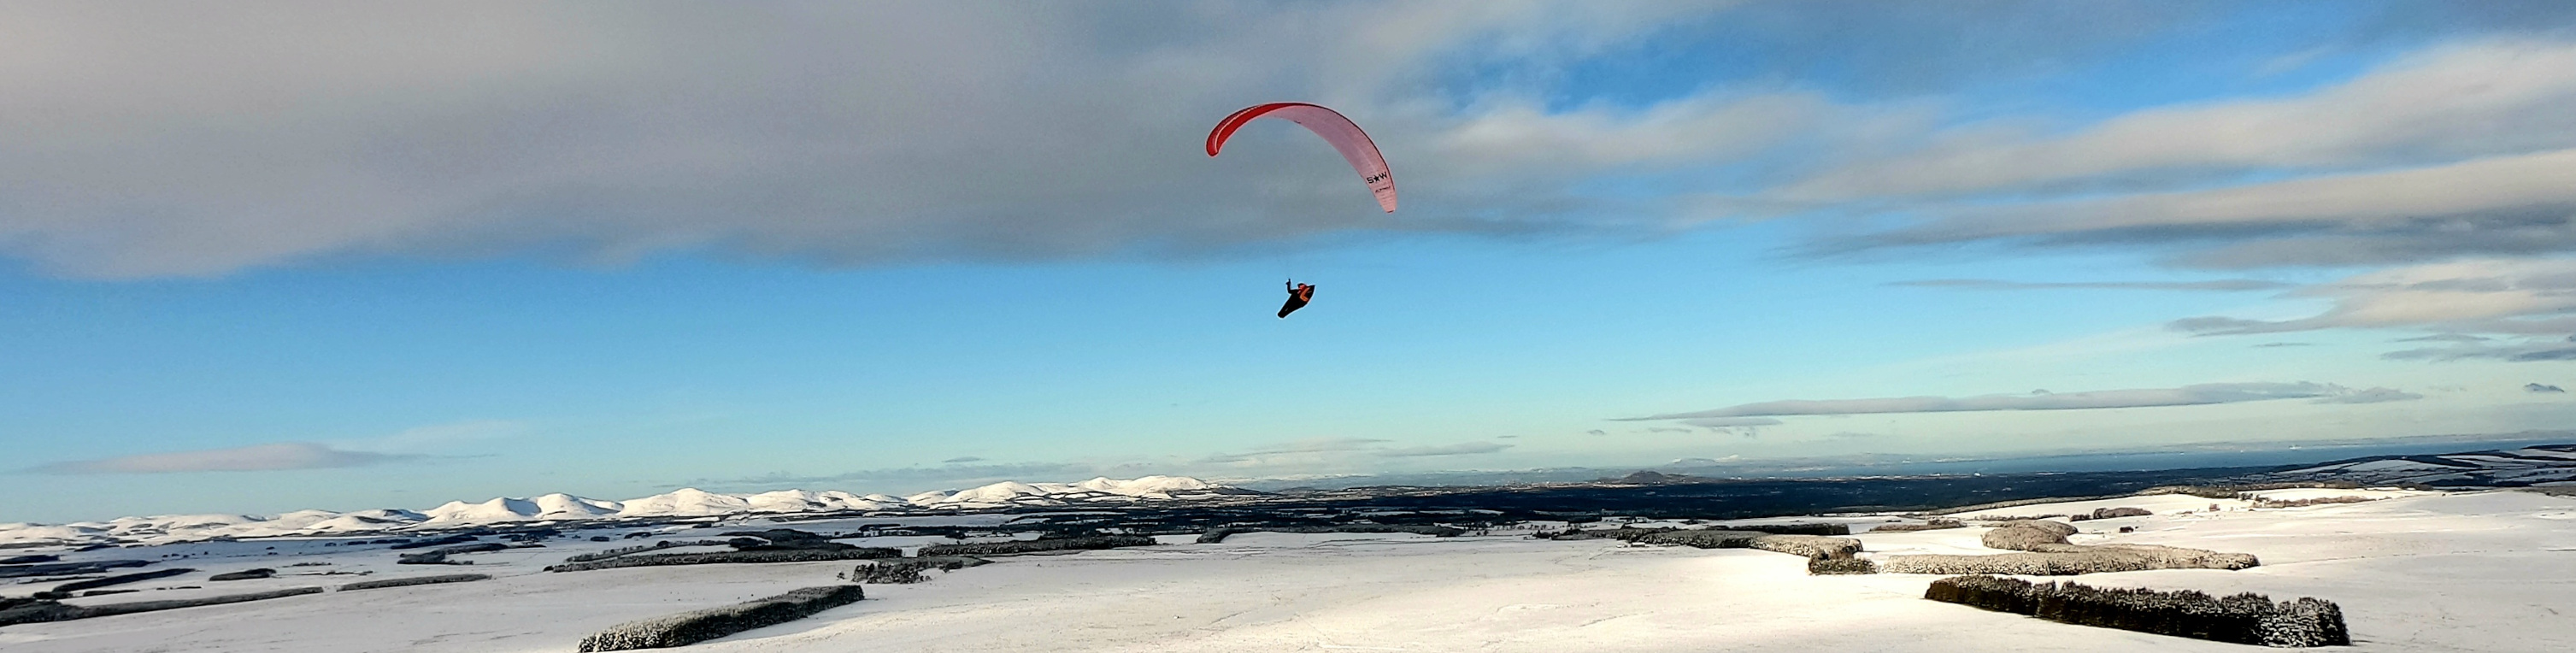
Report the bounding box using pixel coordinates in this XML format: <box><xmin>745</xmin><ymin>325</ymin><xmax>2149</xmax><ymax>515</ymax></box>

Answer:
<box><xmin>2253</xmin><ymin>342</ymin><xmax>2313</xmax><ymax>348</ymax></box>
<box><xmin>1788</xmin><ymin>42</ymin><xmax>2576</xmax><ymax>274</ymax></box>
<box><xmin>2312</xmin><ymin>387</ymin><xmax>2423</xmax><ymax>404</ymax></box>
<box><xmin>2168</xmin><ymin>259</ymin><xmax>2576</xmax><ymax>336</ymax></box>
<box><xmin>2397</xmin><ymin>333</ymin><xmax>2492</xmax><ymax>343</ymax></box>
<box><xmin>941</xmin><ymin>456</ymin><xmax>986</xmax><ymax>463</ymax></box>
<box><xmin>1622</xmin><ymin>381</ymin><xmax>2380</xmax><ymax>419</ymax></box>
<box><xmin>32</xmin><ymin>442</ymin><xmax>418</xmax><ymax>474</ymax></box>
<box><xmin>1836</xmin><ymin>148</ymin><xmax>2576</xmax><ymax>267</ymax></box>
<box><xmin>1679</xmin><ymin>417</ymin><xmax>1784</xmax><ymax>428</ymax></box>
<box><xmin>1891</xmin><ymin>279</ymin><xmax>2291</xmax><ymax>291</ymax></box>
<box><xmin>1377</xmin><ymin>442</ymin><xmax>1512</xmax><ymax>457</ymax></box>
<box><xmin>1781</xmin><ymin>40</ymin><xmax>2576</xmax><ymax>203</ymax></box>
<box><xmin>2531</xmin><ymin>383</ymin><xmax>2569</xmax><ymax>392</ymax></box>
<box><xmin>0</xmin><ymin>2</ymin><xmax>1765</xmax><ymax>279</ymax></box>
<box><xmin>2384</xmin><ymin>338</ymin><xmax>2576</xmax><ymax>362</ymax></box>
<box><xmin>3</xmin><ymin>2</ymin><xmax>2569</xmax><ymax>299</ymax></box>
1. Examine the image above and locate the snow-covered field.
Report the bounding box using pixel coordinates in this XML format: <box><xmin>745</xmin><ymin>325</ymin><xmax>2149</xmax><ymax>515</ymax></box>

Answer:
<box><xmin>5</xmin><ymin>490</ymin><xmax>2573</xmax><ymax>652</ymax></box>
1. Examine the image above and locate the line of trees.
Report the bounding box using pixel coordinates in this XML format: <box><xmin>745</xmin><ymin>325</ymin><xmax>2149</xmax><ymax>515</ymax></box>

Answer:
<box><xmin>1925</xmin><ymin>574</ymin><xmax>2349</xmax><ymax>647</ymax></box>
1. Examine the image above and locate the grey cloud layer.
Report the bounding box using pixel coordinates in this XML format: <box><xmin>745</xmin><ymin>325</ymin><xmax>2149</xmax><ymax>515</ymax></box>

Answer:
<box><xmin>1782</xmin><ymin>41</ymin><xmax>2576</xmax><ymax>203</ymax></box>
<box><xmin>1794</xmin><ymin>39</ymin><xmax>2576</xmax><ymax>279</ymax></box>
<box><xmin>32</xmin><ymin>442</ymin><xmax>418</xmax><ymax>474</ymax></box>
<box><xmin>0</xmin><ymin>2</ymin><xmax>1761</xmax><ymax>278</ymax></box>
<box><xmin>1623</xmin><ymin>381</ymin><xmax>2410</xmax><ymax>420</ymax></box>
<box><xmin>2169</xmin><ymin>259</ymin><xmax>2576</xmax><ymax>338</ymax></box>
<box><xmin>10</xmin><ymin>3</ymin><xmax>2570</xmax><ymax>279</ymax></box>
<box><xmin>2385</xmin><ymin>337</ymin><xmax>2576</xmax><ymax>362</ymax></box>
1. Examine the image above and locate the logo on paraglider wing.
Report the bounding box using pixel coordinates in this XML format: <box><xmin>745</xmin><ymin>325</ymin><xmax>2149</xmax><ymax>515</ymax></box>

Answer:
<box><xmin>1363</xmin><ymin>174</ymin><xmax>1389</xmax><ymax>184</ymax></box>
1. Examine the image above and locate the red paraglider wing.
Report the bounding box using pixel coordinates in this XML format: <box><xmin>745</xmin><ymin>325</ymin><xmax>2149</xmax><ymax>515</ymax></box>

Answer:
<box><xmin>1206</xmin><ymin>103</ymin><xmax>1397</xmax><ymax>213</ymax></box>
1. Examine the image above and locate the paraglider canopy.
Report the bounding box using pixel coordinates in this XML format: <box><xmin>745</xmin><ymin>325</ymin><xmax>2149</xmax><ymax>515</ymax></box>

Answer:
<box><xmin>1206</xmin><ymin>103</ymin><xmax>1397</xmax><ymax>213</ymax></box>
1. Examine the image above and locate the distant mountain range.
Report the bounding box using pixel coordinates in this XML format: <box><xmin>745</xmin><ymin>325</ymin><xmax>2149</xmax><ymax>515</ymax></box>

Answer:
<box><xmin>2263</xmin><ymin>444</ymin><xmax>2576</xmax><ymax>486</ymax></box>
<box><xmin>14</xmin><ymin>441</ymin><xmax>2573</xmax><ymax>550</ymax></box>
<box><xmin>0</xmin><ymin>476</ymin><xmax>1256</xmax><ymax>547</ymax></box>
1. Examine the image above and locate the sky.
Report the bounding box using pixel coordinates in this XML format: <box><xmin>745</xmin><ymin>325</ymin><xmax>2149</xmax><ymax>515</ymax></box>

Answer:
<box><xmin>5</xmin><ymin>1</ymin><xmax>2575</xmax><ymax>523</ymax></box>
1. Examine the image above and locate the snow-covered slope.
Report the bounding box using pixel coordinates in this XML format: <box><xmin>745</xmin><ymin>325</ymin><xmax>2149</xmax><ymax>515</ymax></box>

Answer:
<box><xmin>903</xmin><ymin>476</ymin><xmax>1260</xmax><ymax>509</ymax></box>
<box><xmin>2267</xmin><ymin>444</ymin><xmax>2576</xmax><ymax>486</ymax></box>
<box><xmin>9</xmin><ymin>490</ymin><xmax>2574</xmax><ymax>653</ymax></box>
<box><xmin>0</xmin><ymin>477</ymin><xmax>1251</xmax><ymax>546</ymax></box>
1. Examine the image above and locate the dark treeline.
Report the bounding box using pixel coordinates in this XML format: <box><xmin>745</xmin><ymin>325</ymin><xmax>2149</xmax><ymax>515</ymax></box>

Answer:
<box><xmin>340</xmin><ymin>574</ymin><xmax>491</xmax><ymax>591</ymax></box>
<box><xmin>577</xmin><ymin>585</ymin><xmax>867</xmax><ymax>652</ymax></box>
<box><xmin>917</xmin><ymin>535</ymin><xmax>1156</xmax><ymax>556</ymax></box>
<box><xmin>32</xmin><ymin>568</ymin><xmax>192</xmax><ymax>599</ymax></box>
<box><xmin>1925</xmin><ymin>574</ymin><xmax>2349</xmax><ymax>647</ymax></box>
<box><xmin>0</xmin><ymin>587</ymin><xmax>324</xmax><ymax>627</ymax></box>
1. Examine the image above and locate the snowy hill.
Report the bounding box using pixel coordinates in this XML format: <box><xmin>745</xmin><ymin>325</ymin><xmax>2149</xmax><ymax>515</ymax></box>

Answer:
<box><xmin>2266</xmin><ymin>444</ymin><xmax>2576</xmax><ymax>486</ymax></box>
<box><xmin>904</xmin><ymin>476</ymin><xmax>1256</xmax><ymax>509</ymax></box>
<box><xmin>0</xmin><ymin>476</ymin><xmax>1255</xmax><ymax>546</ymax></box>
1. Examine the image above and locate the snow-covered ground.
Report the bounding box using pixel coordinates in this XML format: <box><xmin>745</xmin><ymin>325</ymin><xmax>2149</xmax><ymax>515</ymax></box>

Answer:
<box><xmin>4</xmin><ymin>490</ymin><xmax>2573</xmax><ymax>652</ymax></box>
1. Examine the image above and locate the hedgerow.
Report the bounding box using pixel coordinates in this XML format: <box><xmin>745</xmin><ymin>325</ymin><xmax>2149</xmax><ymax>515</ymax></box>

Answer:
<box><xmin>1196</xmin><ymin>525</ymin><xmax>1461</xmax><ymax>544</ymax></box>
<box><xmin>2072</xmin><ymin>507</ymin><xmax>2153</xmax><ymax>521</ymax></box>
<box><xmin>1619</xmin><ymin>529</ymin><xmax>1864</xmax><ymax>559</ymax></box>
<box><xmin>1866</xmin><ymin>519</ymin><xmax>1963</xmax><ymax>532</ymax></box>
<box><xmin>1924</xmin><ymin>574</ymin><xmax>2348</xmax><ymax>647</ymax></box>
<box><xmin>0</xmin><ymin>587</ymin><xmax>323</xmax><ymax>627</ymax></box>
<box><xmin>1720</xmin><ymin>522</ymin><xmax>1851</xmax><ymax>536</ymax></box>
<box><xmin>561</xmin><ymin>540</ymin><xmax>731</xmax><ymax>563</ymax></box>
<box><xmin>33</xmin><ymin>568</ymin><xmax>193</xmax><ymax>599</ymax></box>
<box><xmin>546</xmin><ymin>548</ymin><xmax>897</xmax><ymax>572</ymax></box>
<box><xmin>917</xmin><ymin>535</ymin><xmax>1156</xmax><ymax>556</ymax></box>
<box><xmin>338</xmin><ymin>574</ymin><xmax>491</xmax><ymax>591</ymax></box>
<box><xmin>398</xmin><ymin>543</ymin><xmax>510</xmax><ymax>565</ymax></box>
<box><xmin>385</xmin><ymin>534</ymin><xmax>479</xmax><ymax>550</ymax></box>
<box><xmin>2253</xmin><ymin>496</ymin><xmax>2374</xmax><ymax>508</ymax></box>
<box><xmin>844</xmin><ymin>557</ymin><xmax>985</xmax><ymax>584</ymax></box>
<box><xmin>575</xmin><ymin>585</ymin><xmax>866</xmax><ymax>652</ymax></box>
<box><xmin>0</xmin><ymin>560</ymin><xmax>150</xmax><ymax>579</ymax></box>
<box><xmin>1808</xmin><ymin>556</ymin><xmax>1879</xmax><ymax>574</ymax></box>
<box><xmin>209</xmin><ymin>568</ymin><xmax>274</xmax><ymax>581</ymax></box>
<box><xmin>1880</xmin><ymin>544</ymin><xmax>2258</xmax><ymax>575</ymax></box>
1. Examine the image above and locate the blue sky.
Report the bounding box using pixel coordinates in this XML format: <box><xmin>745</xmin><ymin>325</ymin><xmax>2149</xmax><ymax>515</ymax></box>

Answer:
<box><xmin>4</xmin><ymin>1</ymin><xmax>2574</xmax><ymax>523</ymax></box>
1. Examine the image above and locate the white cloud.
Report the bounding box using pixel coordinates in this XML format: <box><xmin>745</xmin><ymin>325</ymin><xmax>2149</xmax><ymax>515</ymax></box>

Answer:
<box><xmin>2171</xmin><ymin>258</ymin><xmax>2576</xmax><ymax>335</ymax></box>
<box><xmin>1856</xmin><ymin>148</ymin><xmax>2576</xmax><ymax>257</ymax></box>
<box><xmin>0</xmin><ymin>2</ymin><xmax>1762</xmax><ymax>279</ymax></box>
<box><xmin>33</xmin><ymin>442</ymin><xmax>415</xmax><ymax>474</ymax></box>
<box><xmin>2314</xmin><ymin>387</ymin><xmax>2424</xmax><ymax>404</ymax></box>
<box><xmin>2385</xmin><ymin>337</ymin><xmax>2576</xmax><ymax>362</ymax></box>
<box><xmin>1779</xmin><ymin>39</ymin><xmax>2576</xmax><ymax>201</ymax></box>
<box><xmin>1679</xmin><ymin>417</ymin><xmax>1783</xmax><ymax>427</ymax></box>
